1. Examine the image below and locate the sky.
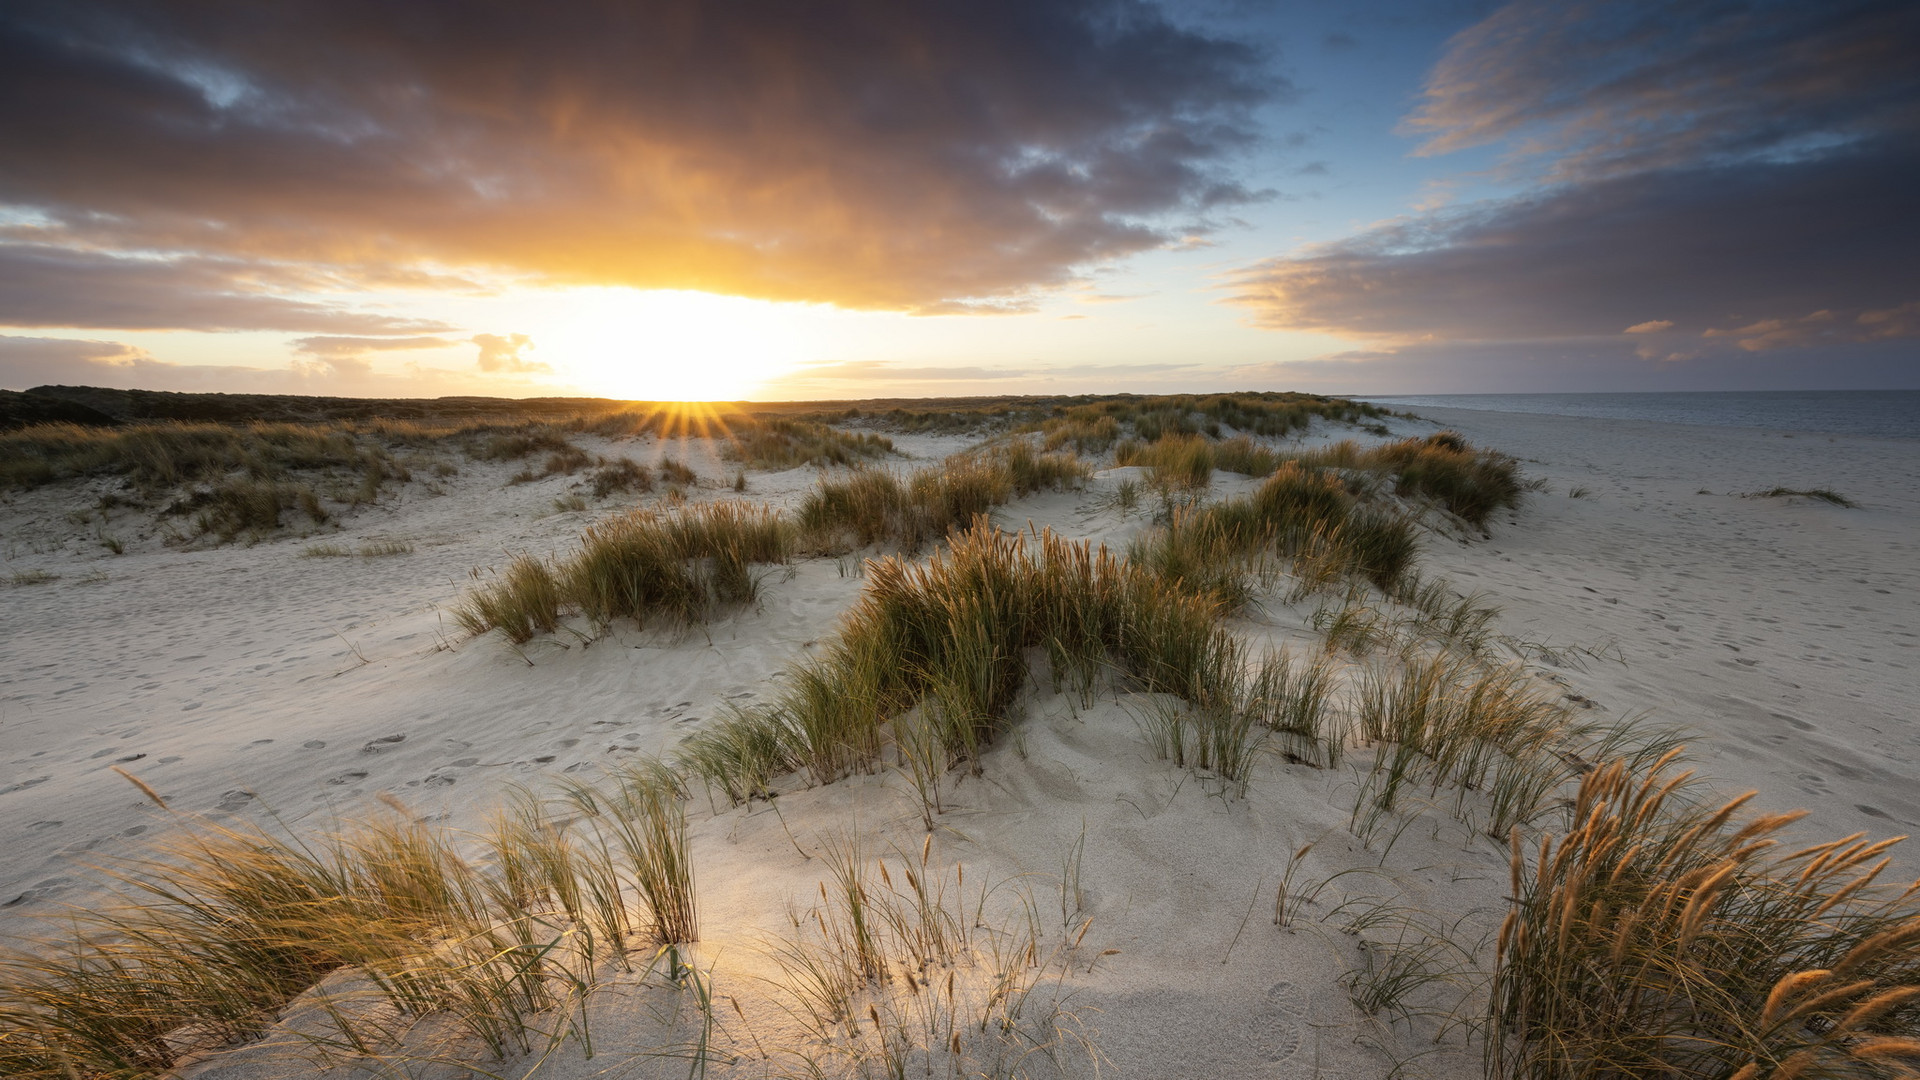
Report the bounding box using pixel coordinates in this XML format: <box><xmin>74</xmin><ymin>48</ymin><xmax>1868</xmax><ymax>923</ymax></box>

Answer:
<box><xmin>1</xmin><ymin>0</ymin><xmax>1914</xmax><ymax>401</ymax></box>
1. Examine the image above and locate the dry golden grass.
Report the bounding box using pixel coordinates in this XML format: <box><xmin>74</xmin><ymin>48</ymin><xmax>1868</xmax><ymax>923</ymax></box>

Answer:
<box><xmin>1494</xmin><ymin>752</ymin><xmax>1920</xmax><ymax>1080</ymax></box>
<box><xmin>0</xmin><ymin>765</ymin><xmax>697</xmax><ymax>1079</ymax></box>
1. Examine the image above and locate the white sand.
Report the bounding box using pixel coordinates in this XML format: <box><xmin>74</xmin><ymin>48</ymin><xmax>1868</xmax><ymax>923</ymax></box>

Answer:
<box><xmin>1403</xmin><ymin>406</ymin><xmax>1920</xmax><ymax>848</ymax></box>
<box><xmin>1</xmin><ymin>406</ymin><xmax>1915</xmax><ymax>1078</ymax></box>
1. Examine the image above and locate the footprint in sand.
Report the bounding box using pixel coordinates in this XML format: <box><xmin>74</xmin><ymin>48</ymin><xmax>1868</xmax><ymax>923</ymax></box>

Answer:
<box><xmin>1242</xmin><ymin>980</ymin><xmax>1309</xmax><ymax>1063</ymax></box>
<box><xmin>421</xmin><ymin>774</ymin><xmax>456</xmax><ymax>787</ymax></box>
<box><xmin>27</xmin><ymin>820</ymin><xmax>62</xmax><ymax>831</ymax></box>
<box><xmin>301</xmin><ymin>740</ymin><xmax>327</xmax><ymax>749</ymax></box>
<box><xmin>4</xmin><ymin>878</ymin><xmax>74</xmax><ymax>908</ymax></box>
<box><xmin>532</xmin><ymin>755</ymin><xmax>556</xmax><ymax>764</ymax></box>
<box><xmin>327</xmin><ymin>769</ymin><xmax>370</xmax><ymax>786</ymax></box>
<box><xmin>1</xmin><ymin>777</ymin><xmax>50</xmax><ymax>795</ymax></box>
<box><xmin>216</xmin><ymin>790</ymin><xmax>255</xmax><ymax>812</ymax></box>
<box><xmin>361</xmin><ymin>734</ymin><xmax>407</xmax><ymax>753</ymax></box>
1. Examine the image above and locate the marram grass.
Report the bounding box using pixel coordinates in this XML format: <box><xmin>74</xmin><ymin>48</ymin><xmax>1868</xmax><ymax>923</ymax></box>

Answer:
<box><xmin>1493</xmin><ymin>751</ymin><xmax>1920</xmax><ymax>1080</ymax></box>
<box><xmin>456</xmin><ymin>500</ymin><xmax>793</xmax><ymax>641</ymax></box>
<box><xmin>0</xmin><ymin>764</ymin><xmax>698</xmax><ymax>1078</ymax></box>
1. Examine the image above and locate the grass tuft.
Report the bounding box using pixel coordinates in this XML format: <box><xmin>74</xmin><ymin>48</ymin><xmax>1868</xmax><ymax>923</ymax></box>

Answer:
<box><xmin>681</xmin><ymin>521</ymin><xmax>1246</xmax><ymax>805</ymax></box>
<box><xmin>1747</xmin><ymin>487</ymin><xmax>1857</xmax><ymax>507</ymax></box>
<box><xmin>458</xmin><ymin>502</ymin><xmax>793</xmax><ymax>642</ymax></box>
<box><xmin>1493</xmin><ymin>751</ymin><xmax>1920</xmax><ymax>1080</ymax></box>
<box><xmin>0</xmin><ymin>766</ymin><xmax>701</xmax><ymax>1077</ymax></box>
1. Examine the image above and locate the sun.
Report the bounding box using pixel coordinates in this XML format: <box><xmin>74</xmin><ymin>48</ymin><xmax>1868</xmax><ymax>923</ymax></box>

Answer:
<box><xmin>540</xmin><ymin>288</ymin><xmax>807</xmax><ymax>401</ymax></box>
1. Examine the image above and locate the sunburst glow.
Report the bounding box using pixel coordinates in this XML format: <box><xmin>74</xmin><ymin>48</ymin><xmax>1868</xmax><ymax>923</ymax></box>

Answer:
<box><xmin>540</xmin><ymin>289</ymin><xmax>809</xmax><ymax>401</ymax></box>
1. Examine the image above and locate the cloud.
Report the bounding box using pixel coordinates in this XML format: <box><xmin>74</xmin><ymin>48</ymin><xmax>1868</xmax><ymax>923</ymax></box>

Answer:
<box><xmin>292</xmin><ymin>335</ymin><xmax>458</xmax><ymax>357</ymax></box>
<box><xmin>1228</xmin><ymin>143</ymin><xmax>1920</xmax><ymax>343</ymax></box>
<box><xmin>1229</xmin><ymin>0</ymin><xmax>1920</xmax><ymax>375</ymax></box>
<box><xmin>0</xmin><ymin>333</ymin><xmax>558</xmax><ymax>395</ymax></box>
<box><xmin>1856</xmin><ymin>300</ymin><xmax>1920</xmax><ymax>340</ymax></box>
<box><xmin>0</xmin><ymin>334</ymin><xmax>154</xmax><ymax>389</ymax></box>
<box><xmin>1403</xmin><ymin>0</ymin><xmax>1920</xmax><ymax>180</ymax></box>
<box><xmin>762</xmin><ymin>358</ymin><xmax>1200</xmax><ymax>397</ymax></box>
<box><xmin>778</xmin><ymin>360</ymin><xmax>1028</xmax><ymax>383</ymax></box>
<box><xmin>0</xmin><ymin>245</ymin><xmax>456</xmax><ymax>333</ymax></box>
<box><xmin>0</xmin><ymin>1</ymin><xmax>1279</xmax><ymax>314</ymax></box>
<box><xmin>472</xmin><ymin>332</ymin><xmax>545</xmax><ymax>373</ymax></box>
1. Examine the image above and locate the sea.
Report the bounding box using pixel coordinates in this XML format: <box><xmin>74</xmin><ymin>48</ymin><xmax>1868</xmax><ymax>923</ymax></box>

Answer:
<box><xmin>1353</xmin><ymin>390</ymin><xmax>1920</xmax><ymax>441</ymax></box>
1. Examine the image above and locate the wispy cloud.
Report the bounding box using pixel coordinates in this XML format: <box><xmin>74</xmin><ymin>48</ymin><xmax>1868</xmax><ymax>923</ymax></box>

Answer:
<box><xmin>0</xmin><ymin>333</ymin><xmax>556</xmax><ymax>395</ymax></box>
<box><xmin>0</xmin><ymin>245</ymin><xmax>456</xmax><ymax>334</ymax></box>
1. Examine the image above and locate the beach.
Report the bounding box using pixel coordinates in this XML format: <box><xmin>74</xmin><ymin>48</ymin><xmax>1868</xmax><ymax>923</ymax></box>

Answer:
<box><xmin>2</xmin><ymin>403</ymin><xmax>1916</xmax><ymax>1078</ymax></box>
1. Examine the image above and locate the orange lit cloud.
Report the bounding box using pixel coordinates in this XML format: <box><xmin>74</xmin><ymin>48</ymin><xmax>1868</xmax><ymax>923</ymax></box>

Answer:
<box><xmin>0</xmin><ymin>333</ymin><xmax>556</xmax><ymax>396</ymax></box>
<box><xmin>0</xmin><ymin>1</ymin><xmax>1274</xmax><ymax>320</ymax></box>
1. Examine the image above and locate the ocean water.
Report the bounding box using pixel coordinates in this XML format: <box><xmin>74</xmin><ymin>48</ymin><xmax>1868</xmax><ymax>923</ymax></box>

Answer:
<box><xmin>1355</xmin><ymin>390</ymin><xmax>1920</xmax><ymax>441</ymax></box>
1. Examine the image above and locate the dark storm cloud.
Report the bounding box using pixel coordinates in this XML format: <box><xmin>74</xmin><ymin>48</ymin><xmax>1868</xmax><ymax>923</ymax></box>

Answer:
<box><xmin>0</xmin><ymin>0</ymin><xmax>1278</xmax><ymax>317</ymax></box>
<box><xmin>1232</xmin><ymin>0</ymin><xmax>1920</xmax><ymax>367</ymax></box>
<box><xmin>1229</xmin><ymin>141</ymin><xmax>1920</xmax><ymax>341</ymax></box>
<box><xmin>0</xmin><ymin>245</ymin><xmax>456</xmax><ymax>333</ymax></box>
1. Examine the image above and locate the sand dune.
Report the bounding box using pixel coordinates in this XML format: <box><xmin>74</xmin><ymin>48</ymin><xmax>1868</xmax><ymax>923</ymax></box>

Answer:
<box><xmin>2</xmin><ymin>405</ymin><xmax>1915</xmax><ymax>1078</ymax></box>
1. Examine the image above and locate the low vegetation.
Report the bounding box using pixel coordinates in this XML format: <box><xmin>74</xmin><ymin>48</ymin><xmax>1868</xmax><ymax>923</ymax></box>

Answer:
<box><xmin>1746</xmin><ymin>486</ymin><xmax>1857</xmax><ymax>507</ymax></box>
<box><xmin>1494</xmin><ymin>752</ymin><xmax>1920</xmax><ymax>1079</ymax></box>
<box><xmin>1294</xmin><ymin>432</ymin><xmax>1525</xmax><ymax>527</ymax></box>
<box><xmin>763</xmin><ymin>837</ymin><xmax>1089</xmax><ymax>1078</ymax></box>
<box><xmin>0</xmin><ymin>763</ymin><xmax>695</xmax><ymax>1079</ymax></box>
<box><xmin>798</xmin><ymin>443</ymin><xmax>1089</xmax><ymax>553</ymax></box>
<box><xmin>21</xmin><ymin>391</ymin><xmax>1903</xmax><ymax>1080</ymax></box>
<box><xmin>1129</xmin><ymin>461</ymin><xmax>1421</xmax><ymax>597</ymax></box>
<box><xmin>456</xmin><ymin>501</ymin><xmax>793</xmax><ymax>642</ymax></box>
<box><xmin>679</xmin><ymin>521</ymin><xmax>1248</xmax><ymax>803</ymax></box>
<box><xmin>721</xmin><ymin>418</ymin><xmax>894</xmax><ymax>469</ymax></box>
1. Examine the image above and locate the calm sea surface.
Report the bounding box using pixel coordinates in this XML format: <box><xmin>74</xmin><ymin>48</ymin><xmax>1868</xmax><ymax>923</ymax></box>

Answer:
<box><xmin>1354</xmin><ymin>391</ymin><xmax>1920</xmax><ymax>441</ymax></box>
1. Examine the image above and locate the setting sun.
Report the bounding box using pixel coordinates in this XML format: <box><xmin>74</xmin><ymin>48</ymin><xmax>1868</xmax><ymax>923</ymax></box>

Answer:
<box><xmin>538</xmin><ymin>289</ymin><xmax>809</xmax><ymax>401</ymax></box>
